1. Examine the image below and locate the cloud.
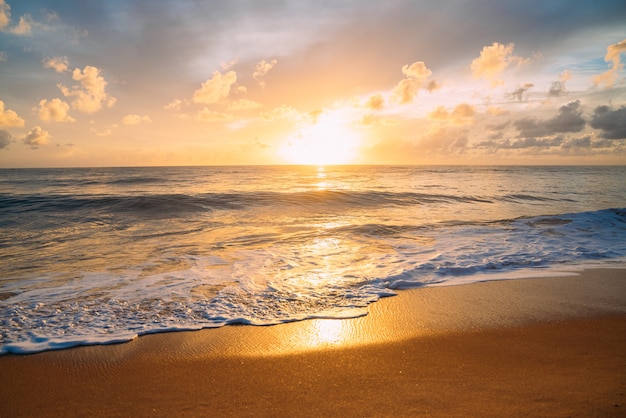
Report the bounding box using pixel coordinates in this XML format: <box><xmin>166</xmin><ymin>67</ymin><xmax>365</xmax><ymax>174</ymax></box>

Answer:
<box><xmin>510</xmin><ymin>83</ymin><xmax>534</xmax><ymax>102</ymax></box>
<box><xmin>547</xmin><ymin>70</ymin><xmax>572</xmax><ymax>97</ymax></box>
<box><xmin>366</xmin><ymin>94</ymin><xmax>384</xmax><ymax>110</ymax></box>
<box><xmin>43</xmin><ymin>56</ymin><xmax>69</xmax><ymax>73</ymax></box>
<box><xmin>593</xmin><ymin>38</ymin><xmax>626</xmax><ymax>88</ymax></box>
<box><xmin>418</xmin><ymin>126</ymin><xmax>469</xmax><ymax>154</ymax></box>
<box><xmin>196</xmin><ymin>108</ymin><xmax>233</xmax><ymax>122</ymax></box>
<box><xmin>260</xmin><ymin>105</ymin><xmax>301</xmax><ymax>121</ymax></box>
<box><xmin>37</xmin><ymin>98</ymin><xmax>75</xmax><ymax>122</ymax></box>
<box><xmin>10</xmin><ymin>14</ymin><xmax>32</xmax><ymax>35</ymax></box>
<box><xmin>428</xmin><ymin>103</ymin><xmax>476</xmax><ymax>125</ymax></box>
<box><xmin>0</xmin><ymin>1</ymin><xmax>34</xmax><ymax>36</ymax></box>
<box><xmin>425</xmin><ymin>80</ymin><xmax>441</xmax><ymax>92</ymax></box>
<box><xmin>471</xmin><ymin>42</ymin><xmax>525</xmax><ymax>87</ymax></box>
<box><xmin>393</xmin><ymin>61</ymin><xmax>433</xmax><ymax>104</ymax></box>
<box><xmin>58</xmin><ymin>66</ymin><xmax>116</xmax><ymax>113</ymax></box>
<box><xmin>0</xmin><ymin>0</ymin><xmax>9</xmax><ymax>30</ymax></box>
<box><xmin>122</xmin><ymin>114</ymin><xmax>152</xmax><ymax>125</ymax></box>
<box><xmin>0</xmin><ymin>51</ymin><xmax>5</xmax><ymax>62</ymax></box>
<box><xmin>253</xmin><ymin>59</ymin><xmax>277</xmax><ymax>88</ymax></box>
<box><xmin>0</xmin><ymin>100</ymin><xmax>25</xmax><ymax>127</ymax></box>
<box><xmin>164</xmin><ymin>98</ymin><xmax>183</xmax><ymax>111</ymax></box>
<box><xmin>22</xmin><ymin>126</ymin><xmax>50</xmax><ymax>149</ymax></box>
<box><xmin>226</xmin><ymin>98</ymin><xmax>262</xmax><ymax>112</ymax></box>
<box><xmin>590</xmin><ymin>105</ymin><xmax>626</xmax><ymax>139</ymax></box>
<box><xmin>90</xmin><ymin>127</ymin><xmax>114</xmax><ymax>137</ymax></box>
<box><xmin>192</xmin><ymin>71</ymin><xmax>237</xmax><ymax>104</ymax></box>
<box><xmin>0</xmin><ymin>129</ymin><xmax>12</xmax><ymax>149</ymax></box>
<box><xmin>514</xmin><ymin>100</ymin><xmax>585</xmax><ymax>138</ymax></box>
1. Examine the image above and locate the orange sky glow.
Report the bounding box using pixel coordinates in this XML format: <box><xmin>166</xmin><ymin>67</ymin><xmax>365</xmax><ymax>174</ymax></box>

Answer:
<box><xmin>0</xmin><ymin>0</ymin><xmax>625</xmax><ymax>167</ymax></box>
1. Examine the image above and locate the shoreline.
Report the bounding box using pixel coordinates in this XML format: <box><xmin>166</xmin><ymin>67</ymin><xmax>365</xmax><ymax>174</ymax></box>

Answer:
<box><xmin>1</xmin><ymin>268</ymin><xmax>625</xmax><ymax>416</ymax></box>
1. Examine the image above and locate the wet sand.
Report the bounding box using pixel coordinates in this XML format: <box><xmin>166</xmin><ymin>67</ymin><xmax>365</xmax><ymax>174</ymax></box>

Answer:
<box><xmin>1</xmin><ymin>268</ymin><xmax>625</xmax><ymax>417</ymax></box>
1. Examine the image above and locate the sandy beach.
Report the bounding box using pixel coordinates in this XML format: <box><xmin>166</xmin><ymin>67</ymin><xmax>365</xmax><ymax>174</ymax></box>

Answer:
<box><xmin>1</xmin><ymin>268</ymin><xmax>625</xmax><ymax>417</ymax></box>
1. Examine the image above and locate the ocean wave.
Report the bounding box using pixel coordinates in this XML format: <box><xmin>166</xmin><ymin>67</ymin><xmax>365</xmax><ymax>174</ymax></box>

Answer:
<box><xmin>2</xmin><ymin>189</ymin><xmax>584</xmax><ymax>218</ymax></box>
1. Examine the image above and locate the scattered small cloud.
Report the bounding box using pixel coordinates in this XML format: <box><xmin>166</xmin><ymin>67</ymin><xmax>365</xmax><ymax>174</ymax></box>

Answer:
<box><xmin>486</xmin><ymin>106</ymin><xmax>508</xmax><ymax>116</ymax></box>
<box><xmin>196</xmin><ymin>108</ymin><xmax>234</xmax><ymax>122</ymax></box>
<box><xmin>37</xmin><ymin>98</ymin><xmax>75</xmax><ymax>122</ymax></box>
<box><xmin>192</xmin><ymin>71</ymin><xmax>237</xmax><ymax>104</ymax></box>
<box><xmin>164</xmin><ymin>98</ymin><xmax>183</xmax><ymax>111</ymax></box>
<box><xmin>0</xmin><ymin>51</ymin><xmax>6</xmax><ymax>62</ymax></box>
<box><xmin>22</xmin><ymin>126</ymin><xmax>50</xmax><ymax>149</ymax></box>
<box><xmin>0</xmin><ymin>1</ymin><xmax>35</xmax><ymax>36</ymax></box>
<box><xmin>58</xmin><ymin>66</ymin><xmax>116</xmax><ymax>113</ymax></box>
<box><xmin>226</xmin><ymin>98</ymin><xmax>262</xmax><ymax>112</ymax></box>
<box><xmin>43</xmin><ymin>56</ymin><xmax>69</xmax><ymax>73</ymax></box>
<box><xmin>0</xmin><ymin>129</ymin><xmax>12</xmax><ymax>149</ymax></box>
<box><xmin>366</xmin><ymin>94</ymin><xmax>384</xmax><ymax>110</ymax></box>
<box><xmin>253</xmin><ymin>59</ymin><xmax>277</xmax><ymax>88</ymax></box>
<box><xmin>509</xmin><ymin>83</ymin><xmax>534</xmax><ymax>102</ymax></box>
<box><xmin>593</xmin><ymin>38</ymin><xmax>626</xmax><ymax>88</ymax></box>
<box><xmin>260</xmin><ymin>105</ymin><xmax>301</xmax><ymax>121</ymax></box>
<box><xmin>9</xmin><ymin>14</ymin><xmax>33</xmax><ymax>35</ymax></box>
<box><xmin>429</xmin><ymin>103</ymin><xmax>476</xmax><ymax>125</ymax></box>
<box><xmin>0</xmin><ymin>0</ymin><xmax>9</xmax><ymax>31</ymax></box>
<box><xmin>121</xmin><ymin>114</ymin><xmax>152</xmax><ymax>125</ymax></box>
<box><xmin>0</xmin><ymin>100</ymin><xmax>25</xmax><ymax>127</ymax></box>
<box><xmin>221</xmin><ymin>58</ymin><xmax>237</xmax><ymax>71</ymax></box>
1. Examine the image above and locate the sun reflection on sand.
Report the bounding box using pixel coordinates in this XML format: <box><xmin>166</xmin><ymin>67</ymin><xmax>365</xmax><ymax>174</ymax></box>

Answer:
<box><xmin>303</xmin><ymin>318</ymin><xmax>352</xmax><ymax>347</ymax></box>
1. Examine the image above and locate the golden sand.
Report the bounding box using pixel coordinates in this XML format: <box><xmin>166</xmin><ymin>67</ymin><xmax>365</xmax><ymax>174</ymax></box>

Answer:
<box><xmin>1</xmin><ymin>269</ymin><xmax>625</xmax><ymax>417</ymax></box>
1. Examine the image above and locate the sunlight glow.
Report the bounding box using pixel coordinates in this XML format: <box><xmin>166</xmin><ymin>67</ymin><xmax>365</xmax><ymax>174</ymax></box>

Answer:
<box><xmin>279</xmin><ymin>112</ymin><xmax>361</xmax><ymax>165</ymax></box>
<box><xmin>312</xmin><ymin>319</ymin><xmax>347</xmax><ymax>345</ymax></box>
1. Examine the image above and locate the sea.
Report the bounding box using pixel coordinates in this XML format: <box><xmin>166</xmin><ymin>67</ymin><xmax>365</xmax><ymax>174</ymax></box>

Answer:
<box><xmin>1</xmin><ymin>165</ymin><xmax>625</xmax><ymax>354</ymax></box>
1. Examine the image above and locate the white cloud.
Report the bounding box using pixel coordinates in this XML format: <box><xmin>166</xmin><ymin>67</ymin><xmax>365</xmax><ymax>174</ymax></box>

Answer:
<box><xmin>121</xmin><ymin>114</ymin><xmax>152</xmax><ymax>125</ymax></box>
<box><xmin>192</xmin><ymin>71</ymin><xmax>237</xmax><ymax>104</ymax></box>
<box><xmin>58</xmin><ymin>66</ymin><xmax>116</xmax><ymax>113</ymax></box>
<box><xmin>37</xmin><ymin>98</ymin><xmax>75</xmax><ymax>122</ymax></box>
<box><xmin>0</xmin><ymin>100</ymin><xmax>25</xmax><ymax>127</ymax></box>
<box><xmin>43</xmin><ymin>56</ymin><xmax>69</xmax><ymax>73</ymax></box>
<box><xmin>22</xmin><ymin>126</ymin><xmax>50</xmax><ymax>149</ymax></box>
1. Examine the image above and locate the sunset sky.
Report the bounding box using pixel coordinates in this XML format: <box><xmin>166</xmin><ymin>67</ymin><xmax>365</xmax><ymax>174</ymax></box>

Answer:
<box><xmin>1</xmin><ymin>0</ymin><xmax>625</xmax><ymax>167</ymax></box>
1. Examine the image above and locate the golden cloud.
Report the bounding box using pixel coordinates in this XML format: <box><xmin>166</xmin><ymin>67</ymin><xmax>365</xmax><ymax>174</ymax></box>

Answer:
<box><xmin>594</xmin><ymin>38</ymin><xmax>626</xmax><ymax>88</ymax></box>
<box><xmin>192</xmin><ymin>71</ymin><xmax>237</xmax><ymax>104</ymax></box>
<box><xmin>58</xmin><ymin>66</ymin><xmax>116</xmax><ymax>113</ymax></box>
<box><xmin>37</xmin><ymin>98</ymin><xmax>75</xmax><ymax>122</ymax></box>
<box><xmin>0</xmin><ymin>100</ymin><xmax>25</xmax><ymax>127</ymax></box>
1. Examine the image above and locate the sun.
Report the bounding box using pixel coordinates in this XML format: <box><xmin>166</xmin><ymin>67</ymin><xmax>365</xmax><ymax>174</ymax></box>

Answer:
<box><xmin>278</xmin><ymin>112</ymin><xmax>361</xmax><ymax>165</ymax></box>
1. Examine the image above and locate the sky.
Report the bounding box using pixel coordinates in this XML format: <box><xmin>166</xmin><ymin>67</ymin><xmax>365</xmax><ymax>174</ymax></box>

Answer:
<box><xmin>0</xmin><ymin>0</ymin><xmax>625</xmax><ymax>167</ymax></box>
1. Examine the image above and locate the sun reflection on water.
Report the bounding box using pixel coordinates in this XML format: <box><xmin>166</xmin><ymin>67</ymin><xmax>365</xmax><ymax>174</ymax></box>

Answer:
<box><xmin>316</xmin><ymin>166</ymin><xmax>327</xmax><ymax>190</ymax></box>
